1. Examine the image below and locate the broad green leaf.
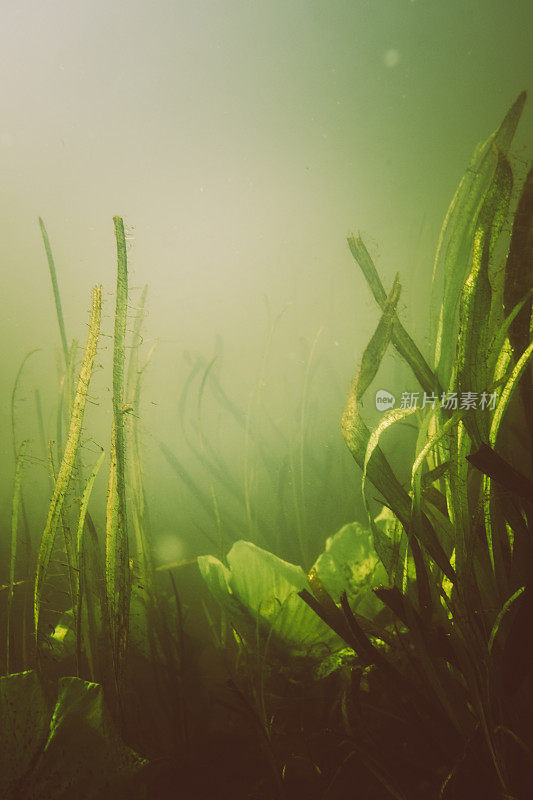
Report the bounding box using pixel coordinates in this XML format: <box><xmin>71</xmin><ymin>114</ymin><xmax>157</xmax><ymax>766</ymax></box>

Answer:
<box><xmin>49</xmin><ymin>609</ymin><xmax>76</xmax><ymax>658</ymax></box>
<box><xmin>27</xmin><ymin>677</ymin><xmax>147</xmax><ymax>800</ymax></box>
<box><xmin>199</xmin><ymin>541</ymin><xmax>340</xmax><ymax>655</ymax></box>
<box><xmin>227</xmin><ymin>540</ymin><xmax>308</xmax><ymax>606</ymax></box>
<box><xmin>312</xmin><ymin>522</ymin><xmax>388</xmax><ymax>618</ymax></box>
<box><xmin>372</xmin><ymin>505</ymin><xmax>409</xmax><ymax>587</ymax></box>
<box><xmin>316</xmin><ymin>647</ymin><xmax>358</xmax><ymax>679</ymax></box>
<box><xmin>227</xmin><ymin>541</ymin><xmax>338</xmax><ymax>653</ymax></box>
<box><xmin>0</xmin><ymin>671</ymin><xmax>49</xmax><ymax>798</ymax></box>
<box><xmin>1</xmin><ymin>671</ymin><xmax>146</xmax><ymax>799</ymax></box>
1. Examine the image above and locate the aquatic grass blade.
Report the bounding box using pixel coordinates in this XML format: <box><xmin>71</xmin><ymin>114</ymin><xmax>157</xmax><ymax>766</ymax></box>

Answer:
<box><xmin>347</xmin><ymin>235</ymin><xmax>440</xmax><ymax>395</ymax></box>
<box><xmin>454</xmin><ymin>151</ymin><xmax>513</xmax><ymax>446</ymax></box>
<box><xmin>34</xmin><ymin>285</ymin><xmax>101</xmax><ymax>642</ymax></box>
<box><xmin>6</xmin><ymin>440</ymin><xmax>29</xmax><ymax>674</ymax></box>
<box><xmin>39</xmin><ymin>217</ymin><xmax>69</xmax><ymax>369</ymax></box>
<box><xmin>105</xmin><ymin>216</ymin><xmax>131</xmax><ymax>690</ymax></box>
<box><xmin>342</xmin><ymin>277</ymin><xmax>413</xmax><ymax>525</ymax></box>
<box><xmin>504</xmin><ymin>164</ymin><xmax>533</xmax><ymax>430</ymax></box>
<box><xmin>75</xmin><ymin>448</ymin><xmax>105</xmax><ymax>676</ymax></box>
<box><xmin>431</xmin><ymin>92</ymin><xmax>525</xmax><ymax>387</ymax></box>
<box><xmin>490</xmin><ymin>340</ymin><xmax>533</xmax><ymax>448</ymax></box>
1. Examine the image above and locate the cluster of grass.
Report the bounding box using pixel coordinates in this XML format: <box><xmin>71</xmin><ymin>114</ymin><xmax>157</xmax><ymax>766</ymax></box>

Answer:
<box><xmin>1</xmin><ymin>92</ymin><xmax>532</xmax><ymax>799</ymax></box>
<box><xmin>306</xmin><ymin>89</ymin><xmax>533</xmax><ymax>796</ymax></box>
<box><xmin>191</xmin><ymin>92</ymin><xmax>533</xmax><ymax>800</ymax></box>
<box><xmin>157</xmin><ymin>319</ymin><xmax>366</xmax><ymax>568</ymax></box>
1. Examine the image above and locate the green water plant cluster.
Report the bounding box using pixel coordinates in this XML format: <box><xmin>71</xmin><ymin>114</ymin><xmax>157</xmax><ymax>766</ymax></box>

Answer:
<box><xmin>196</xmin><ymin>92</ymin><xmax>533</xmax><ymax>798</ymax></box>
<box><xmin>1</xmin><ymin>91</ymin><xmax>532</xmax><ymax>799</ymax></box>
<box><xmin>198</xmin><ymin>520</ymin><xmax>387</xmax><ymax>661</ymax></box>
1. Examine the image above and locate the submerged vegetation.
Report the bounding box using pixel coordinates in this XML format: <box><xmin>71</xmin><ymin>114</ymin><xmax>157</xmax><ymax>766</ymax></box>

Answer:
<box><xmin>1</xmin><ymin>93</ymin><xmax>533</xmax><ymax>799</ymax></box>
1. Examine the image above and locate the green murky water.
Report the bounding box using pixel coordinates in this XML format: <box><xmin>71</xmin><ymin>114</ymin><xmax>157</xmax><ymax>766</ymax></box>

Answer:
<box><xmin>1</xmin><ymin>3</ymin><xmax>533</xmax><ymax>798</ymax></box>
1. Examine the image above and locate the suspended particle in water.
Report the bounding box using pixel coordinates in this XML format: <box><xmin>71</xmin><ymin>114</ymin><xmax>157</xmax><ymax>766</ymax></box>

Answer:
<box><xmin>384</xmin><ymin>49</ymin><xmax>401</xmax><ymax>68</ymax></box>
<box><xmin>154</xmin><ymin>533</ymin><xmax>186</xmax><ymax>566</ymax></box>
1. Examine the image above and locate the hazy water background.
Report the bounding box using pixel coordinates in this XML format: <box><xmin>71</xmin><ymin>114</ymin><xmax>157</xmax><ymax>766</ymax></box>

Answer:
<box><xmin>1</xmin><ymin>0</ymin><xmax>532</xmax><ymax>566</ymax></box>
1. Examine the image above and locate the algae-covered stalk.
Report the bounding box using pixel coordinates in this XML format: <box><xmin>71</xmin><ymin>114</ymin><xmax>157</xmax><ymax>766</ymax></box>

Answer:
<box><xmin>6</xmin><ymin>440</ymin><xmax>28</xmax><ymax>674</ymax></box>
<box><xmin>105</xmin><ymin>217</ymin><xmax>131</xmax><ymax>688</ymax></box>
<box><xmin>75</xmin><ymin>448</ymin><xmax>105</xmax><ymax>678</ymax></box>
<box><xmin>430</xmin><ymin>92</ymin><xmax>525</xmax><ymax>389</ymax></box>
<box><xmin>341</xmin><ymin>276</ymin><xmax>413</xmax><ymax>528</ymax></box>
<box><xmin>10</xmin><ymin>349</ymin><xmax>40</xmax><ymax>667</ymax></box>
<box><xmin>39</xmin><ymin>217</ymin><xmax>69</xmax><ymax>370</ymax></box>
<box><xmin>34</xmin><ymin>285</ymin><xmax>102</xmax><ymax>643</ymax></box>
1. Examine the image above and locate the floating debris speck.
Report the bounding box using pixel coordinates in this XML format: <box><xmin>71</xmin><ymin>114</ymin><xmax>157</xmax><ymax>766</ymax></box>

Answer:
<box><xmin>384</xmin><ymin>49</ymin><xmax>401</xmax><ymax>68</ymax></box>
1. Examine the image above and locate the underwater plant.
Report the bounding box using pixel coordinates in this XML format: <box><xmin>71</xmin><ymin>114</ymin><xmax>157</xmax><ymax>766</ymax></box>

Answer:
<box><xmin>198</xmin><ymin>520</ymin><xmax>387</xmax><ymax>660</ymax></box>
<box><xmin>292</xmin><ymin>91</ymin><xmax>533</xmax><ymax>798</ymax></box>
<box><xmin>1</xmin><ymin>91</ymin><xmax>532</xmax><ymax>800</ymax></box>
<box><xmin>0</xmin><ymin>670</ymin><xmax>146</xmax><ymax>800</ymax></box>
<box><xmin>194</xmin><ymin>90</ymin><xmax>533</xmax><ymax>798</ymax></box>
